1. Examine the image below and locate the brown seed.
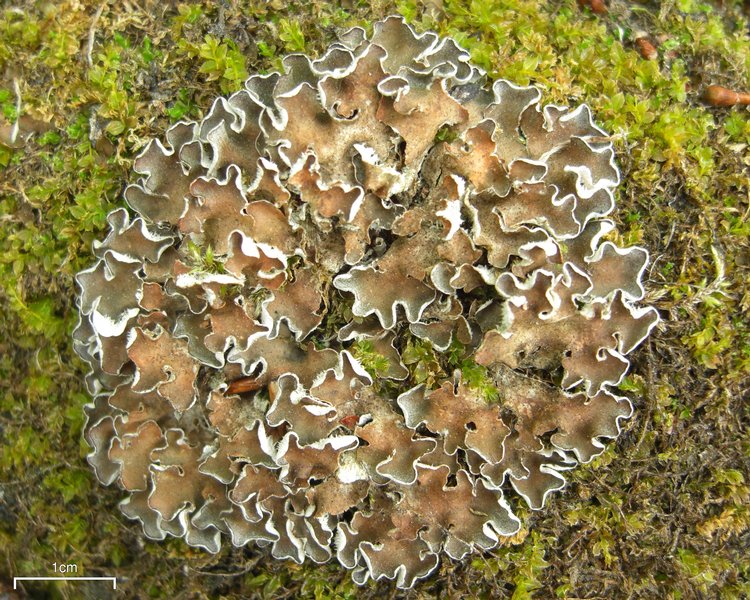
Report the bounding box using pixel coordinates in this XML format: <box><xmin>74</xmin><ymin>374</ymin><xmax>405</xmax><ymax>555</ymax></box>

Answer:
<box><xmin>340</xmin><ymin>415</ymin><xmax>359</xmax><ymax>429</ymax></box>
<box><xmin>634</xmin><ymin>37</ymin><xmax>658</xmax><ymax>61</ymax></box>
<box><xmin>577</xmin><ymin>0</ymin><xmax>608</xmax><ymax>14</ymax></box>
<box><xmin>703</xmin><ymin>85</ymin><xmax>750</xmax><ymax>107</ymax></box>
<box><xmin>226</xmin><ymin>375</ymin><xmax>267</xmax><ymax>394</ymax></box>
<box><xmin>590</xmin><ymin>0</ymin><xmax>608</xmax><ymax>14</ymax></box>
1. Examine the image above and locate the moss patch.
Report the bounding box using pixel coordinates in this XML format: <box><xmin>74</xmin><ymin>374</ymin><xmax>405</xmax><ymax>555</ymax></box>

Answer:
<box><xmin>1</xmin><ymin>0</ymin><xmax>748</xmax><ymax>598</ymax></box>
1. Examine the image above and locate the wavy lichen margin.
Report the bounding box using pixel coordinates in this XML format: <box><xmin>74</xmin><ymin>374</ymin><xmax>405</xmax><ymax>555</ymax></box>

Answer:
<box><xmin>74</xmin><ymin>15</ymin><xmax>659</xmax><ymax>588</ymax></box>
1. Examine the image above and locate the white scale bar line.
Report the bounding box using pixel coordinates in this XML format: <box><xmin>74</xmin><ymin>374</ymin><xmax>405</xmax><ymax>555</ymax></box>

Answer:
<box><xmin>14</xmin><ymin>577</ymin><xmax>117</xmax><ymax>589</ymax></box>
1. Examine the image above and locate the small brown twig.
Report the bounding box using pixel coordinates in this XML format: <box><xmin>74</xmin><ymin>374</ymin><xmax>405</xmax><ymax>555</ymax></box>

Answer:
<box><xmin>86</xmin><ymin>3</ymin><xmax>107</xmax><ymax>68</ymax></box>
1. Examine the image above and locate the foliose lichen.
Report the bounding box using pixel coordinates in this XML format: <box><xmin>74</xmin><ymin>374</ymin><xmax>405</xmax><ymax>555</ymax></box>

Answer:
<box><xmin>74</xmin><ymin>16</ymin><xmax>659</xmax><ymax>588</ymax></box>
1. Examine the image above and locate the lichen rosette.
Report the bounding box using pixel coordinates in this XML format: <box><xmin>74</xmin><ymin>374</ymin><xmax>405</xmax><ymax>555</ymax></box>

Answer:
<box><xmin>74</xmin><ymin>16</ymin><xmax>659</xmax><ymax>588</ymax></box>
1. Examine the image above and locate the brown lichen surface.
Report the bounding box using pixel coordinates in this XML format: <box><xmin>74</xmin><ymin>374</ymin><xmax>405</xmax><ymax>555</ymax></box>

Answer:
<box><xmin>73</xmin><ymin>16</ymin><xmax>658</xmax><ymax>588</ymax></box>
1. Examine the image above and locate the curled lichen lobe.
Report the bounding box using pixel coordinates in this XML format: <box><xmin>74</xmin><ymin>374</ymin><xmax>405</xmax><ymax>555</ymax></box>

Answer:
<box><xmin>75</xmin><ymin>16</ymin><xmax>658</xmax><ymax>589</ymax></box>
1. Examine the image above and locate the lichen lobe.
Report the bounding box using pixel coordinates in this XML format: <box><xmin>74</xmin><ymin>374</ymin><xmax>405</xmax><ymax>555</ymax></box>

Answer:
<box><xmin>75</xmin><ymin>16</ymin><xmax>658</xmax><ymax>589</ymax></box>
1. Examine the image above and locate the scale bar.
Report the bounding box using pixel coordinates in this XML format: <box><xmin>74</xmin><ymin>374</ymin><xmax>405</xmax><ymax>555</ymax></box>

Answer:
<box><xmin>14</xmin><ymin>577</ymin><xmax>116</xmax><ymax>589</ymax></box>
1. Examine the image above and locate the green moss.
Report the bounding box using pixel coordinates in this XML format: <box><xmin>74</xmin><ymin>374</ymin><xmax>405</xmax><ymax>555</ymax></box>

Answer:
<box><xmin>1</xmin><ymin>0</ymin><xmax>748</xmax><ymax>598</ymax></box>
<box><xmin>402</xmin><ymin>336</ymin><xmax>443</xmax><ymax>387</ymax></box>
<box><xmin>445</xmin><ymin>339</ymin><xmax>500</xmax><ymax>403</ymax></box>
<box><xmin>350</xmin><ymin>340</ymin><xmax>391</xmax><ymax>379</ymax></box>
<box><xmin>278</xmin><ymin>18</ymin><xmax>307</xmax><ymax>52</ymax></box>
<box><xmin>185</xmin><ymin>241</ymin><xmax>227</xmax><ymax>275</ymax></box>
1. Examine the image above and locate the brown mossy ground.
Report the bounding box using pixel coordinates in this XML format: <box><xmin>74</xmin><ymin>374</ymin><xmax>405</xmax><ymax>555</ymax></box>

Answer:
<box><xmin>0</xmin><ymin>1</ymin><xmax>748</xmax><ymax>598</ymax></box>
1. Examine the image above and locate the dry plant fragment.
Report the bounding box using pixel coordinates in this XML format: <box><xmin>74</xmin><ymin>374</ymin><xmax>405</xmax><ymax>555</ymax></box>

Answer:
<box><xmin>75</xmin><ymin>16</ymin><xmax>659</xmax><ymax>588</ymax></box>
